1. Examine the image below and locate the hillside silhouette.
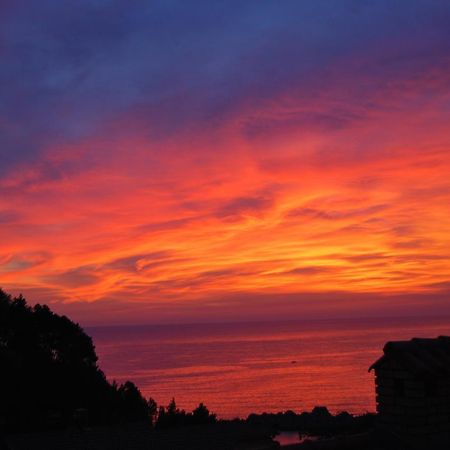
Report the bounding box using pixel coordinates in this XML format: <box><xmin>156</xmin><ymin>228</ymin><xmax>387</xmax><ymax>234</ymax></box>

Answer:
<box><xmin>0</xmin><ymin>289</ymin><xmax>149</xmax><ymax>432</ymax></box>
<box><xmin>0</xmin><ymin>289</ymin><xmax>218</xmax><ymax>435</ymax></box>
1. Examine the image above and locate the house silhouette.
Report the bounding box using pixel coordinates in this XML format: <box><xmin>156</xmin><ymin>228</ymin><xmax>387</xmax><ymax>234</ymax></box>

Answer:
<box><xmin>369</xmin><ymin>336</ymin><xmax>450</xmax><ymax>449</ymax></box>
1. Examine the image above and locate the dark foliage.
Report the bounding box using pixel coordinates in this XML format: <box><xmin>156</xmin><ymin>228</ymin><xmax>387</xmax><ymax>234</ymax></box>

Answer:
<box><xmin>155</xmin><ymin>398</ymin><xmax>217</xmax><ymax>429</ymax></box>
<box><xmin>0</xmin><ymin>289</ymin><xmax>150</xmax><ymax>432</ymax></box>
<box><xmin>246</xmin><ymin>406</ymin><xmax>376</xmax><ymax>436</ymax></box>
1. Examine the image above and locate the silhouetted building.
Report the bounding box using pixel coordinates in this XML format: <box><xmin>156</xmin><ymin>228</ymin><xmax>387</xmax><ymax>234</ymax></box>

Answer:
<box><xmin>369</xmin><ymin>336</ymin><xmax>450</xmax><ymax>449</ymax></box>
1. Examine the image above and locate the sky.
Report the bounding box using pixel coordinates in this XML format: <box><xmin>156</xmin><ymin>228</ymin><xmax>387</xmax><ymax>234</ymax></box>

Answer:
<box><xmin>1</xmin><ymin>0</ymin><xmax>450</xmax><ymax>325</ymax></box>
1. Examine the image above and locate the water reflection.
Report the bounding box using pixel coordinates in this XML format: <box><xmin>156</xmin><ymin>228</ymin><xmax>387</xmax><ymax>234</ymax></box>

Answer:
<box><xmin>274</xmin><ymin>431</ymin><xmax>318</xmax><ymax>447</ymax></box>
<box><xmin>89</xmin><ymin>317</ymin><xmax>450</xmax><ymax>419</ymax></box>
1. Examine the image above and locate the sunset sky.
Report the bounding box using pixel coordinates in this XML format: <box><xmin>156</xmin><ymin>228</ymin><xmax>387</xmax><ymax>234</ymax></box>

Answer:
<box><xmin>1</xmin><ymin>1</ymin><xmax>450</xmax><ymax>324</ymax></box>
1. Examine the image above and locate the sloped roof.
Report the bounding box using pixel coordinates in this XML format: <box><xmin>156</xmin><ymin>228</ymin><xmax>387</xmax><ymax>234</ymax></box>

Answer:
<box><xmin>369</xmin><ymin>336</ymin><xmax>450</xmax><ymax>377</ymax></box>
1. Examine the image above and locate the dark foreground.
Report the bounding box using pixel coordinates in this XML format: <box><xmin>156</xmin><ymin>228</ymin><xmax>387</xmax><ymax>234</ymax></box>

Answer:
<box><xmin>2</xmin><ymin>422</ymin><xmax>416</xmax><ymax>450</ymax></box>
<box><xmin>4</xmin><ymin>421</ymin><xmax>277</xmax><ymax>450</ymax></box>
<box><xmin>3</xmin><ymin>409</ymin><xmax>378</xmax><ymax>450</ymax></box>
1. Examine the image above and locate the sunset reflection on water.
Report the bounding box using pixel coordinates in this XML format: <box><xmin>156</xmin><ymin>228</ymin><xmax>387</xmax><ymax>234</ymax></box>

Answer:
<box><xmin>90</xmin><ymin>317</ymin><xmax>450</xmax><ymax>419</ymax></box>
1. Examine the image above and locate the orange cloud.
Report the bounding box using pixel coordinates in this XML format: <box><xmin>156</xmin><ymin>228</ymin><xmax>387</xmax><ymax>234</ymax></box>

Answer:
<box><xmin>1</xmin><ymin>54</ymin><xmax>450</xmax><ymax>324</ymax></box>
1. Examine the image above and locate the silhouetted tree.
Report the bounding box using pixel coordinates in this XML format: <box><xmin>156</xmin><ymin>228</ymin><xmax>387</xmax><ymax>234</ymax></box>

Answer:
<box><xmin>117</xmin><ymin>381</ymin><xmax>149</xmax><ymax>422</ymax></box>
<box><xmin>148</xmin><ymin>398</ymin><xmax>158</xmax><ymax>427</ymax></box>
<box><xmin>155</xmin><ymin>398</ymin><xmax>217</xmax><ymax>429</ymax></box>
<box><xmin>0</xmin><ymin>289</ymin><xmax>151</xmax><ymax>432</ymax></box>
<box><xmin>156</xmin><ymin>398</ymin><xmax>187</xmax><ymax>429</ymax></box>
<box><xmin>167</xmin><ymin>398</ymin><xmax>179</xmax><ymax>416</ymax></box>
<box><xmin>192</xmin><ymin>403</ymin><xmax>217</xmax><ymax>425</ymax></box>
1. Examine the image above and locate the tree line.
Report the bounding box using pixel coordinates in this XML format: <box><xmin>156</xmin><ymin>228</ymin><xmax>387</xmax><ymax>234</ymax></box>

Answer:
<box><xmin>0</xmin><ymin>289</ymin><xmax>215</xmax><ymax>433</ymax></box>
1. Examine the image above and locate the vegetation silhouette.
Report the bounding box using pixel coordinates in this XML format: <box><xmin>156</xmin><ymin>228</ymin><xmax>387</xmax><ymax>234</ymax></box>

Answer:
<box><xmin>0</xmin><ymin>289</ymin><xmax>217</xmax><ymax>434</ymax></box>
<box><xmin>246</xmin><ymin>406</ymin><xmax>375</xmax><ymax>435</ymax></box>
<box><xmin>0</xmin><ymin>289</ymin><xmax>147</xmax><ymax>431</ymax></box>
<box><xmin>155</xmin><ymin>398</ymin><xmax>217</xmax><ymax>429</ymax></box>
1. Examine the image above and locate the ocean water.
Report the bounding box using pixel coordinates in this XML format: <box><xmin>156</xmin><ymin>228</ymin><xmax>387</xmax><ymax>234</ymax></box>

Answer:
<box><xmin>88</xmin><ymin>317</ymin><xmax>450</xmax><ymax>419</ymax></box>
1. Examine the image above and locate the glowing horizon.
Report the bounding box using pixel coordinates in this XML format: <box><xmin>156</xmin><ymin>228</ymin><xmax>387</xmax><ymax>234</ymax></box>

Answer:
<box><xmin>1</xmin><ymin>1</ymin><xmax>450</xmax><ymax>324</ymax></box>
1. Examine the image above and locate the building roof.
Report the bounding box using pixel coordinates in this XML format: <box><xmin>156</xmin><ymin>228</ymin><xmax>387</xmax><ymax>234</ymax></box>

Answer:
<box><xmin>369</xmin><ymin>336</ymin><xmax>450</xmax><ymax>377</ymax></box>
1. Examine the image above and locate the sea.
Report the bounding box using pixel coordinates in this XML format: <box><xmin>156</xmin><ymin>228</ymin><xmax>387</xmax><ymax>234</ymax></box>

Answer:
<box><xmin>88</xmin><ymin>316</ymin><xmax>450</xmax><ymax>419</ymax></box>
